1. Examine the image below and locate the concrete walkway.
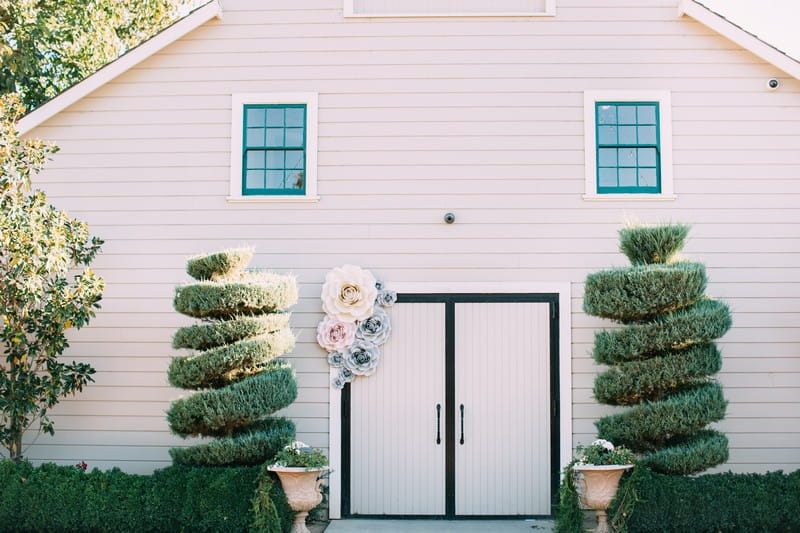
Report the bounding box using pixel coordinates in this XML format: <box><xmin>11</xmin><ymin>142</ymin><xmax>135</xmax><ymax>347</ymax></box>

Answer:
<box><xmin>325</xmin><ymin>518</ymin><xmax>555</xmax><ymax>532</ymax></box>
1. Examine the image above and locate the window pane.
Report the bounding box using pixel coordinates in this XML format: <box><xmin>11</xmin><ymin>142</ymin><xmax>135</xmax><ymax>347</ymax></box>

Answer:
<box><xmin>637</xmin><ymin>105</ymin><xmax>656</xmax><ymax>124</ymax></box>
<box><xmin>598</xmin><ymin>168</ymin><xmax>617</xmax><ymax>188</ymax></box>
<box><xmin>246</xmin><ymin>170</ymin><xmax>264</xmax><ymax>189</ymax></box>
<box><xmin>266</xmin><ymin>170</ymin><xmax>285</xmax><ymax>189</ymax></box>
<box><xmin>618</xmin><ymin>148</ymin><xmax>636</xmax><ymax>167</ymax></box>
<box><xmin>246</xmin><ymin>128</ymin><xmax>264</xmax><ymax>147</ymax></box>
<box><xmin>246</xmin><ymin>108</ymin><xmax>265</xmax><ymax>127</ymax></box>
<box><xmin>598</xmin><ymin>126</ymin><xmax>617</xmax><ymax>144</ymax></box>
<box><xmin>638</xmin><ymin>126</ymin><xmax>657</xmax><ymax>144</ymax></box>
<box><xmin>266</xmin><ymin>128</ymin><xmax>284</xmax><ymax>147</ymax></box>
<box><xmin>597</xmin><ymin>105</ymin><xmax>616</xmax><ymax>125</ymax></box>
<box><xmin>285</xmin><ymin>150</ymin><xmax>304</xmax><ymax>170</ymax></box>
<box><xmin>266</xmin><ymin>108</ymin><xmax>284</xmax><ymax>126</ymax></box>
<box><xmin>617</xmin><ymin>106</ymin><xmax>636</xmax><ymax>124</ymax></box>
<box><xmin>266</xmin><ymin>150</ymin><xmax>284</xmax><ymax>169</ymax></box>
<box><xmin>619</xmin><ymin>168</ymin><xmax>637</xmax><ymax>187</ymax></box>
<box><xmin>246</xmin><ymin>150</ymin><xmax>265</xmax><ymax>169</ymax></box>
<box><xmin>285</xmin><ymin>128</ymin><xmax>304</xmax><ymax>147</ymax></box>
<box><xmin>618</xmin><ymin>126</ymin><xmax>637</xmax><ymax>144</ymax></box>
<box><xmin>598</xmin><ymin>148</ymin><xmax>617</xmax><ymax>167</ymax></box>
<box><xmin>638</xmin><ymin>148</ymin><xmax>657</xmax><ymax>167</ymax></box>
<box><xmin>638</xmin><ymin>168</ymin><xmax>657</xmax><ymax>187</ymax></box>
<box><xmin>285</xmin><ymin>107</ymin><xmax>305</xmax><ymax>127</ymax></box>
<box><xmin>286</xmin><ymin>169</ymin><xmax>304</xmax><ymax>190</ymax></box>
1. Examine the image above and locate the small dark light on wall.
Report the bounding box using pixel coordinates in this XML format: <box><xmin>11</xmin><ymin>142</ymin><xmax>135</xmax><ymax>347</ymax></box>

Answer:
<box><xmin>444</xmin><ymin>212</ymin><xmax>456</xmax><ymax>224</ymax></box>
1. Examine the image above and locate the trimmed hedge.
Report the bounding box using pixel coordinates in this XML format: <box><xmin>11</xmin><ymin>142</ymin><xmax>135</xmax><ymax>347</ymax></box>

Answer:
<box><xmin>583</xmin><ymin>262</ymin><xmax>706</xmax><ymax>321</ymax></box>
<box><xmin>0</xmin><ymin>460</ymin><xmax>293</xmax><ymax>533</ymax></box>
<box><xmin>596</xmin><ymin>382</ymin><xmax>727</xmax><ymax>450</ymax></box>
<box><xmin>618</xmin><ymin>223</ymin><xmax>689</xmax><ymax>265</ymax></box>
<box><xmin>593</xmin><ymin>343</ymin><xmax>722</xmax><ymax>405</ymax></box>
<box><xmin>170</xmin><ymin>418</ymin><xmax>296</xmax><ymax>467</ymax></box>
<box><xmin>173</xmin><ymin>314</ymin><xmax>290</xmax><ymax>351</ymax></box>
<box><xmin>187</xmin><ymin>248</ymin><xmax>254</xmax><ymax>281</ymax></box>
<box><xmin>168</xmin><ymin>330</ymin><xmax>296</xmax><ymax>390</ymax></box>
<box><xmin>593</xmin><ymin>299</ymin><xmax>732</xmax><ymax>365</ymax></box>
<box><xmin>615</xmin><ymin>468</ymin><xmax>800</xmax><ymax>532</ymax></box>
<box><xmin>174</xmin><ymin>274</ymin><xmax>298</xmax><ymax>319</ymax></box>
<box><xmin>168</xmin><ymin>361</ymin><xmax>298</xmax><ymax>438</ymax></box>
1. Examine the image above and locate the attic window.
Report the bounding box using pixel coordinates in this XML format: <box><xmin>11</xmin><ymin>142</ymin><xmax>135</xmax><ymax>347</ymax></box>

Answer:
<box><xmin>344</xmin><ymin>0</ymin><xmax>556</xmax><ymax>17</ymax></box>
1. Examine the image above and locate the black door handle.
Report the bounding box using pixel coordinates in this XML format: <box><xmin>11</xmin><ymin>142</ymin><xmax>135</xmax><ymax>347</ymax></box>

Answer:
<box><xmin>459</xmin><ymin>404</ymin><xmax>465</xmax><ymax>445</ymax></box>
<box><xmin>436</xmin><ymin>404</ymin><xmax>441</xmax><ymax>444</ymax></box>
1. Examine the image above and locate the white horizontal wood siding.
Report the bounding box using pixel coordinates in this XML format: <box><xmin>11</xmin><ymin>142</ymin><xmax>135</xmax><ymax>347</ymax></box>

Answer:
<box><xmin>19</xmin><ymin>0</ymin><xmax>800</xmax><ymax>476</ymax></box>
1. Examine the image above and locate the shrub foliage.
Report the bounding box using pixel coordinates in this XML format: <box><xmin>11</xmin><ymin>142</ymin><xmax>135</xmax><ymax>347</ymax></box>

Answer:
<box><xmin>0</xmin><ymin>460</ymin><xmax>293</xmax><ymax>533</ymax></box>
<box><xmin>584</xmin><ymin>224</ymin><xmax>731</xmax><ymax>475</ymax></box>
<box><xmin>167</xmin><ymin>248</ymin><xmax>298</xmax><ymax>466</ymax></box>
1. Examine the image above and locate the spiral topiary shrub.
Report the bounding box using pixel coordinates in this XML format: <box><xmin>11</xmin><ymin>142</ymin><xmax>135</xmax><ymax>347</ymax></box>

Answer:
<box><xmin>167</xmin><ymin>248</ymin><xmax>299</xmax><ymax>467</ymax></box>
<box><xmin>584</xmin><ymin>224</ymin><xmax>731</xmax><ymax>475</ymax></box>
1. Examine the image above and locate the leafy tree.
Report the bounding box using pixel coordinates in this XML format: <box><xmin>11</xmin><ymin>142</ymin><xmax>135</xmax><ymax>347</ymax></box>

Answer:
<box><xmin>583</xmin><ymin>223</ymin><xmax>730</xmax><ymax>475</ymax></box>
<box><xmin>0</xmin><ymin>0</ymin><xmax>186</xmax><ymax>110</ymax></box>
<box><xmin>0</xmin><ymin>93</ymin><xmax>104</xmax><ymax>461</ymax></box>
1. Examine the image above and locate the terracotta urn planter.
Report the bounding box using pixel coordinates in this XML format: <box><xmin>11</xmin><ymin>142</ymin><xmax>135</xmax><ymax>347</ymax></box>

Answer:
<box><xmin>573</xmin><ymin>464</ymin><xmax>634</xmax><ymax>533</ymax></box>
<box><xmin>268</xmin><ymin>466</ymin><xmax>327</xmax><ymax>533</ymax></box>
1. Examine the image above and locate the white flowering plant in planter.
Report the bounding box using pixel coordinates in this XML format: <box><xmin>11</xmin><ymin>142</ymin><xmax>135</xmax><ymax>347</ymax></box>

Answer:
<box><xmin>575</xmin><ymin>439</ymin><xmax>636</xmax><ymax>466</ymax></box>
<box><xmin>271</xmin><ymin>441</ymin><xmax>328</xmax><ymax>470</ymax></box>
<box><xmin>317</xmin><ymin>265</ymin><xmax>396</xmax><ymax>389</ymax></box>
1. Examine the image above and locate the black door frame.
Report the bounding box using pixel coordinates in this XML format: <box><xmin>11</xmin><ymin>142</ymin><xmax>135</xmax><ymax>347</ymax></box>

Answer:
<box><xmin>341</xmin><ymin>293</ymin><xmax>561</xmax><ymax>519</ymax></box>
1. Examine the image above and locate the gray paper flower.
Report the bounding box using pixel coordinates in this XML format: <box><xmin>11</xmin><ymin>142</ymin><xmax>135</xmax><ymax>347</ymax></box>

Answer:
<box><xmin>376</xmin><ymin>289</ymin><xmax>397</xmax><ymax>308</ymax></box>
<box><xmin>339</xmin><ymin>366</ymin><xmax>355</xmax><ymax>382</ymax></box>
<box><xmin>331</xmin><ymin>375</ymin><xmax>346</xmax><ymax>389</ymax></box>
<box><xmin>343</xmin><ymin>339</ymin><xmax>381</xmax><ymax>376</ymax></box>
<box><xmin>356</xmin><ymin>308</ymin><xmax>391</xmax><ymax>345</ymax></box>
<box><xmin>327</xmin><ymin>351</ymin><xmax>344</xmax><ymax>368</ymax></box>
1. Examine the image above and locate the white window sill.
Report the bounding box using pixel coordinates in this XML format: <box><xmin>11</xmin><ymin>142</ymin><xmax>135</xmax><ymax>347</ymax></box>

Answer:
<box><xmin>226</xmin><ymin>195</ymin><xmax>320</xmax><ymax>204</ymax></box>
<box><xmin>582</xmin><ymin>194</ymin><xmax>677</xmax><ymax>201</ymax></box>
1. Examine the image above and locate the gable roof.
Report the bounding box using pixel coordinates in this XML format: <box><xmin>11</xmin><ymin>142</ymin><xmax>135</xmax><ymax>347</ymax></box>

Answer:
<box><xmin>679</xmin><ymin>0</ymin><xmax>800</xmax><ymax>80</ymax></box>
<box><xmin>17</xmin><ymin>0</ymin><xmax>222</xmax><ymax>135</ymax></box>
<box><xmin>16</xmin><ymin>0</ymin><xmax>798</xmax><ymax>134</ymax></box>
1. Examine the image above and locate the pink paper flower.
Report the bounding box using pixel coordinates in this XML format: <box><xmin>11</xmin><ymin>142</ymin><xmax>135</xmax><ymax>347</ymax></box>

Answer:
<box><xmin>316</xmin><ymin>315</ymin><xmax>356</xmax><ymax>352</ymax></box>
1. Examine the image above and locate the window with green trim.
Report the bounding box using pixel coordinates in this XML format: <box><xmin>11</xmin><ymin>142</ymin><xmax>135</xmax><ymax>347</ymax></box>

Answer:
<box><xmin>596</xmin><ymin>102</ymin><xmax>660</xmax><ymax>194</ymax></box>
<box><xmin>242</xmin><ymin>104</ymin><xmax>306</xmax><ymax>195</ymax></box>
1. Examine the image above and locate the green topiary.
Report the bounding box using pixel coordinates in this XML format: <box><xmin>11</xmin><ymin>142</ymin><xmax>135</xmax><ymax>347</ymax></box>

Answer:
<box><xmin>584</xmin><ymin>223</ymin><xmax>731</xmax><ymax>475</ymax></box>
<box><xmin>167</xmin><ymin>248</ymin><xmax>299</xmax><ymax>467</ymax></box>
<box><xmin>618</xmin><ymin>223</ymin><xmax>689</xmax><ymax>265</ymax></box>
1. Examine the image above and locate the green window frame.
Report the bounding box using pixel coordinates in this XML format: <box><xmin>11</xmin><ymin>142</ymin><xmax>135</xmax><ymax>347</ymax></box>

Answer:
<box><xmin>595</xmin><ymin>102</ymin><xmax>661</xmax><ymax>194</ymax></box>
<box><xmin>242</xmin><ymin>104</ymin><xmax>306</xmax><ymax>196</ymax></box>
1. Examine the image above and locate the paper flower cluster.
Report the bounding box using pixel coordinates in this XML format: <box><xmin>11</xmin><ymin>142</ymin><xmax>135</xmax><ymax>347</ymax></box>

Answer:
<box><xmin>317</xmin><ymin>265</ymin><xmax>395</xmax><ymax>389</ymax></box>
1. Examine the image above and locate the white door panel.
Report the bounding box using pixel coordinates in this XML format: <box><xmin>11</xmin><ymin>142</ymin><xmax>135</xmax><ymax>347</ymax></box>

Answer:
<box><xmin>454</xmin><ymin>302</ymin><xmax>551</xmax><ymax>515</ymax></box>
<box><xmin>349</xmin><ymin>302</ymin><xmax>446</xmax><ymax>515</ymax></box>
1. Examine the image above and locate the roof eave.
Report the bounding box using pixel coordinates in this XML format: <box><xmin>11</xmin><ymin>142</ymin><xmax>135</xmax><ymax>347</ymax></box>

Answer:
<box><xmin>679</xmin><ymin>0</ymin><xmax>800</xmax><ymax>81</ymax></box>
<box><xmin>17</xmin><ymin>0</ymin><xmax>223</xmax><ymax>135</ymax></box>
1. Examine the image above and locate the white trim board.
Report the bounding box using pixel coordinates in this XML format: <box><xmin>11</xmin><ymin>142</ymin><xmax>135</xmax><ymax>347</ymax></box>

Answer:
<box><xmin>679</xmin><ymin>0</ymin><xmax>800</xmax><ymax>80</ymax></box>
<box><xmin>327</xmin><ymin>281</ymin><xmax>572</xmax><ymax>519</ymax></box>
<box><xmin>343</xmin><ymin>0</ymin><xmax>556</xmax><ymax>18</ymax></box>
<box><xmin>17</xmin><ymin>1</ymin><xmax>223</xmax><ymax>135</ymax></box>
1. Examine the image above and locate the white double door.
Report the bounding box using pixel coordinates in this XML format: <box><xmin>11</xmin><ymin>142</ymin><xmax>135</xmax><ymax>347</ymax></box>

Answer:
<box><xmin>349</xmin><ymin>299</ymin><xmax>553</xmax><ymax>517</ymax></box>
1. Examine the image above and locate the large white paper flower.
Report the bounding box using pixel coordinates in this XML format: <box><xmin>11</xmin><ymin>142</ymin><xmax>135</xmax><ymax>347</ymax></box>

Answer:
<box><xmin>356</xmin><ymin>308</ymin><xmax>391</xmax><ymax>345</ymax></box>
<box><xmin>321</xmin><ymin>265</ymin><xmax>377</xmax><ymax>323</ymax></box>
<box><xmin>343</xmin><ymin>339</ymin><xmax>381</xmax><ymax>376</ymax></box>
<box><xmin>317</xmin><ymin>315</ymin><xmax>356</xmax><ymax>352</ymax></box>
